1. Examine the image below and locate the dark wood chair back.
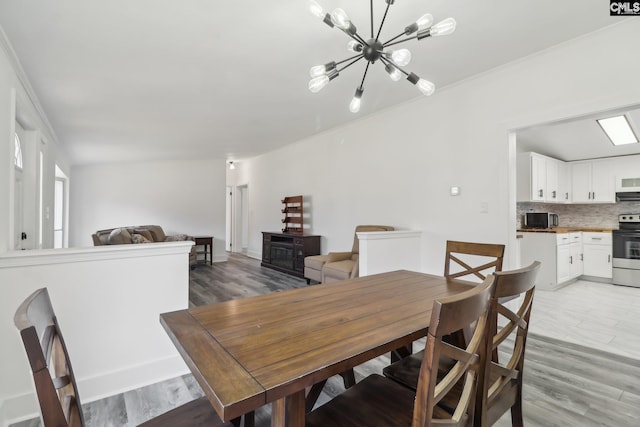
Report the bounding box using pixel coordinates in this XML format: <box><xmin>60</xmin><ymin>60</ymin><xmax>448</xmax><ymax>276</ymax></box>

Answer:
<box><xmin>413</xmin><ymin>274</ymin><xmax>495</xmax><ymax>427</ymax></box>
<box><xmin>476</xmin><ymin>261</ymin><xmax>541</xmax><ymax>427</ymax></box>
<box><xmin>444</xmin><ymin>241</ymin><xmax>505</xmax><ymax>282</ymax></box>
<box><xmin>14</xmin><ymin>288</ymin><xmax>85</xmax><ymax>427</ymax></box>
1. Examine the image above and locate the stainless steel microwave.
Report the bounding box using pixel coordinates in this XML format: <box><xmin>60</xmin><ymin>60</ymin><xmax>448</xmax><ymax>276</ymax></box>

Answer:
<box><xmin>524</xmin><ymin>212</ymin><xmax>558</xmax><ymax>229</ymax></box>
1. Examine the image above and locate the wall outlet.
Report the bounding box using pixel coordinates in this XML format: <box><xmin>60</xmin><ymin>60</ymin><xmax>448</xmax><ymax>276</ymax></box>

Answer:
<box><xmin>480</xmin><ymin>202</ymin><xmax>489</xmax><ymax>213</ymax></box>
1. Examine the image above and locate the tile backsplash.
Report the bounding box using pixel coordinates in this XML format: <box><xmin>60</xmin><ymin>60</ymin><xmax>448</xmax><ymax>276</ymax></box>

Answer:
<box><xmin>517</xmin><ymin>201</ymin><xmax>640</xmax><ymax>229</ymax></box>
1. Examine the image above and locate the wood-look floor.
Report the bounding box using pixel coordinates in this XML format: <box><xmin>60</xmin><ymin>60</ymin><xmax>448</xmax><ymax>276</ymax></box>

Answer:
<box><xmin>13</xmin><ymin>254</ymin><xmax>640</xmax><ymax>427</ymax></box>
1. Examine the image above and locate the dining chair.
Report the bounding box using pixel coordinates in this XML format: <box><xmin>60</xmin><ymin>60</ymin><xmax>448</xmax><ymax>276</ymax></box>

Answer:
<box><xmin>382</xmin><ymin>261</ymin><xmax>541</xmax><ymax>427</ymax></box>
<box><xmin>14</xmin><ymin>288</ymin><xmax>253</xmax><ymax>427</ymax></box>
<box><xmin>305</xmin><ymin>274</ymin><xmax>495</xmax><ymax>427</ymax></box>
<box><xmin>473</xmin><ymin>261</ymin><xmax>540</xmax><ymax>427</ymax></box>
<box><xmin>444</xmin><ymin>240</ymin><xmax>505</xmax><ymax>282</ymax></box>
<box><xmin>389</xmin><ymin>240</ymin><xmax>505</xmax><ymax>364</ymax></box>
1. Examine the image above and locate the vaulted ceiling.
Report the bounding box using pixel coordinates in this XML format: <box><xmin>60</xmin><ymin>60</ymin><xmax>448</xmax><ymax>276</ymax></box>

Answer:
<box><xmin>0</xmin><ymin>1</ymin><xmax>630</xmax><ymax>165</ymax></box>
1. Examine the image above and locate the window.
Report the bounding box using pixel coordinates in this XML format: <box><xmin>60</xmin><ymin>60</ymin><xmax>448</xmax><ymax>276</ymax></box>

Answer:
<box><xmin>14</xmin><ymin>133</ymin><xmax>23</xmax><ymax>169</ymax></box>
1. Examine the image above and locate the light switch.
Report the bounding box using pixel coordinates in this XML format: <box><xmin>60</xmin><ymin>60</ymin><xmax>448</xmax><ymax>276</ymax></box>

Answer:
<box><xmin>480</xmin><ymin>202</ymin><xmax>489</xmax><ymax>213</ymax></box>
<box><xmin>450</xmin><ymin>186</ymin><xmax>460</xmax><ymax>196</ymax></box>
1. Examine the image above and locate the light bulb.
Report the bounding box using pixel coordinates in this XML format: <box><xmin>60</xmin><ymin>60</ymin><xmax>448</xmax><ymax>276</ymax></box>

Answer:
<box><xmin>308</xmin><ymin>0</ymin><xmax>325</xmax><ymax>19</ymax></box>
<box><xmin>349</xmin><ymin>88</ymin><xmax>363</xmax><ymax>113</ymax></box>
<box><xmin>385</xmin><ymin>63</ymin><xmax>402</xmax><ymax>82</ymax></box>
<box><xmin>416</xmin><ymin>13</ymin><xmax>434</xmax><ymax>30</ymax></box>
<box><xmin>228</xmin><ymin>161</ymin><xmax>235</xmax><ymax>170</ymax></box>
<box><xmin>309</xmin><ymin>65</ymin><xmax>325</xmax><ymax>78</ymax></box>
<box><xmin>308</xmin><ymin>75</ymin><xmax>330</xmax><ymax>93</ymax></box>
<box><xmin>309</xmin><ymin>61</ymin><xmax>336</xmax><ymax>78</ymax></box>
<box><xmin>331</xmin><ymin>8</ymin><xmax>351</xmax><ymax>30</ymax></box>
<box><xmin>430</xmin><ymin>17</ymin><xmax>456</xmax><ymax>36</ymax></box>
<box><xmin>390</xmin><ymin>49</ymin><xmax>411</xmax><ymax>67</ymax></box>
<box><xmin>347</xmin><ymin>40</ymin><xmax>363</xmax><ymax>53</ymax></box>
<box><xmin>416</xmin><ymin>79</ymin><xmax>435</xmax><ymax>96</ymax></box>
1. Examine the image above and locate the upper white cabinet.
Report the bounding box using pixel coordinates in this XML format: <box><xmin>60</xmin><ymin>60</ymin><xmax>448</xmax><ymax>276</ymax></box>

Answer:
<box><xmin>557</xmin><ymin>161</ymin><xmax>571</xmax><ymax>202</ymax></box>
<box><xmin>570</xmin><ymin>159</ymin><xmax>615</xmax><ymax>203</ymax></box>
<box><xmin>518</xmin><ymin>152</ymin><xmax>616</xmax><ymax>204</ymax></box>
<box><xmin>517</xmin><ymin>152</ymin><xmax>565</xmax><ymax>203</ymax></box>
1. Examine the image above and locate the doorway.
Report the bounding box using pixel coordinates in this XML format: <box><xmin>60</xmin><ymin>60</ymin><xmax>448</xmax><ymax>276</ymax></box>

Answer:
<box><xmin>225</xmin><ymin>184</ymin><xmax>250</xmax><ymax>254</ymax></box>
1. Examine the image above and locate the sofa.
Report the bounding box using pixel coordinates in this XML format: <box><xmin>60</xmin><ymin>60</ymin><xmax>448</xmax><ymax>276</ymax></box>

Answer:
<box><xmin>92</xmin><ymin>225</ymin><xmax>197</xmax><ymax>268</ymax></box>
<box><xmin>304</xmin><ymin>225</ymin><xmax>395</xmax><ymax>284</ymax></box>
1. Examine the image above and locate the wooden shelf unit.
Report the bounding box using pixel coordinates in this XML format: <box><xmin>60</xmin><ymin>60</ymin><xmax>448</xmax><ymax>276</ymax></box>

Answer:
<box><xmin>281</xmin><ymin>195</ymin><xmax>304</xmax><ymax>234</ymax></box>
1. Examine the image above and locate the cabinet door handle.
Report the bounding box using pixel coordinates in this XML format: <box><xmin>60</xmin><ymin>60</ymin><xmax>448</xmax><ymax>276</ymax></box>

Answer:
<box><xmin>608</xmin><ymin>255</ymin><xmax>611</xmax><ymax>263</ymax></box>
<box><xmin>592</xmin><ymin>237</ymin><xmax>602</xmax><ymax>240</ymax></box>
<box><xmin>552</xmin><ymin>190</ymin><xmax>557</xmax><ymax>199</ymax></box>
<box><xmin>581</xmin><ymin>253</ymin><xmax>583</xmax><ymax>261</ymax></box>
<box><xmin>570</xmin><ymin>256</ymin><xmax>573</xmax><ymax>264</ymax></box>
<box><xmin>539</xmin><ymin>189</ymin><xmax>543</xmax><ymax>197</ymax></box>
<box><xmin>565</xmin><ymin>192</ymin><xmax>569</xmax><ymax>200</ymax></box>
<box><xmin>593</xmin><ymin>192</ymin><xmax>595</xmax><ymax>200</ymax></box>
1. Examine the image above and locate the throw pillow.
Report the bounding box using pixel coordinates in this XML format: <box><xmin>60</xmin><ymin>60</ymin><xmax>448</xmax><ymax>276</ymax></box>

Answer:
<box><xmin>134</xmin><ymin>228</ymin><xmax>154</xmax><ymax>242</ymax></box>
<box><xmin>131</xmin><ymin>233</ymin><xmax>152</xmax><ymax>244</ymax></box>
<box><xmin>107</xmin><ymin>228</ymin><xmax>133</xmax><ymax>244</ymax></box>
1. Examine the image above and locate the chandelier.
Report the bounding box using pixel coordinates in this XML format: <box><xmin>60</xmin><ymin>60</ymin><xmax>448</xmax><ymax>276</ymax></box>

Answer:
<box><xmin>308</xmin><ymin>0</ymin><xmax>456</xmax><ymax>113</ymax></box>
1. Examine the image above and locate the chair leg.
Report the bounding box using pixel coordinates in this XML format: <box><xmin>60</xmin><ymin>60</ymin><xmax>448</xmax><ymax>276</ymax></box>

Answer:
<box><xmin>340</xmin><ymin>369</ymin><xmax>356</xmax><ymax>388</ymax></box>
<box><xmin>510</xmin><ymin>393</ymin><xmax>524</xmax><ymax>427</ymax></box>
<box><xmin>390</xmin><ymin>344</ymin><xmax>412</xmax><ymax>363</ymax></box>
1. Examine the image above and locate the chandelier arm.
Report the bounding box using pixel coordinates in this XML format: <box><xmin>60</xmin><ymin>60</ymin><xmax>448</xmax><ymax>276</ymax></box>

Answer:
<box><xmin>375</xmin><ymin>1</ymin><xmax>392</xmax><ymax>41</ymax></box>
<box><xmin>352</xmin><ymin>32</ymin><xmax>369</xmax><ymax>46</ymax></box>
<box><xmin>384</xmin><ymin>34</ymin><xmax>419</xmax><ymax>48</ymax></box>
<box><xmin>338</xmin><ymin>26</ymin><xmax>368</xmax><ymax>47</ymax></box>
<box><xmin>380</xmin><ymin>56</ymin><xmax>410</xmax><ymax>77</ymax></box>
<box><xmin>359</xmin><ymin>61</ymin><xmax>372</xmax><ymax>91</ymax></box>
<box><xmin>383</xmin><ymin>31</ymin><xmax>408</xmax><ymax>46</ymax></box>
<box><xmin>335</xmin><ymin>53</ymin><xmax>366</xmax><ymax>67</ymax></box>
<box><xmin>337</xmin><ymin>55</ymin><xmax>366</xmax><ymax>73</ymax></box>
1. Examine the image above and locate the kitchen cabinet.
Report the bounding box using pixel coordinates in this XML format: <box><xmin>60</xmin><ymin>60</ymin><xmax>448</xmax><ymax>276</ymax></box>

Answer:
<box><xmin>571</xmin><ymin>160</ymin><xmax>615</xmax><ymax>203</ymax></box>
<box><xmin>556</xmin><ymin>232</ymin><xmax>582</xmax><ymax>284</ymax></box>
<box><xmin>517</xmin><ymin>152</ymin><xmax>565</xmax><ymax>203</ymax></box>
<box><xmin>520</xmin><ymin>232</ymin><xmax>582</xmax><ymax>290</ymax></box>
<box><xmin>557</xmin><ymin>161</ymin><xmax>571</xmax><ymax>202</ymax></box>
<box><xmin>582</xmin><ymin>232</ymin><xmax>612</xmax><ymax>278</ymax></box>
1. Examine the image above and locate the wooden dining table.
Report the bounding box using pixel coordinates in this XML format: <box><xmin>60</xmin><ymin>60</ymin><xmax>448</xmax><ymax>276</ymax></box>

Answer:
<box><xmin>160</xmin><ymin>269</ymin><xmax>475</xmax><ymax>427</ymax></box>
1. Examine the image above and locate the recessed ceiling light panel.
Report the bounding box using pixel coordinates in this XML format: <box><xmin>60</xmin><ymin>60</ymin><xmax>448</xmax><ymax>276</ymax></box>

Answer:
<box><xmin>597</xmin><ymin>115</ymin><xmax>639</xmax><ymax>146</ymax></box>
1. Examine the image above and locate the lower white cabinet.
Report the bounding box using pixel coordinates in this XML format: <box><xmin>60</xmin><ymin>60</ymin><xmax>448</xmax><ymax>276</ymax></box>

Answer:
<box><xmin>520</xmin><ymin>231</ymin><xmax>612</xmax><ymax>290</ymax></box>
<box><xmin>582</xmin><ymin>232</ymin><xmax>612</xmax><ymax>278</ymax></box>
<box><xmin>556</xmin><ymin>233</ymin><xmax>582</xmax><ymax>284</ymax></box>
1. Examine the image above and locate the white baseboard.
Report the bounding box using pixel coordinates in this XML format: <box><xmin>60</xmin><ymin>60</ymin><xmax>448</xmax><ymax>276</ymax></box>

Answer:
<box><xmin>1</xmin><ymin>355</ymin><xmax>188</xmax><ymax>426</ymax></box>
<box><xmin>1</xmin><ymin>392</ymin><xmax>39</xmax><ymax>427</ymax></box>
<box><xmin>246</xmin><ymin>250</ymin><xmax>261</xmax><ymax>260</ymax></box>
<box><xmin>213</xmin><ymin>253</ymin><xmax>229</xmax><ymax>263</ymax></box>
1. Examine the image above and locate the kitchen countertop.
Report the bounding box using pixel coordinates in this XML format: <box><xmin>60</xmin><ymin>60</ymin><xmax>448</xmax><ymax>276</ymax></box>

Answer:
<box><xmin>517</xmin><ymin>227</ymin><xmax>616</xmax><ymax>233</ymax></box>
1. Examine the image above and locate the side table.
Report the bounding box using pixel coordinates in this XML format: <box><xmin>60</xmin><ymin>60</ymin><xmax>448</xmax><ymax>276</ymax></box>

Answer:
<box><xmin>194</xmin><ymin>236</ymin><xmax>213</xmax><ymax>266</ymax></box>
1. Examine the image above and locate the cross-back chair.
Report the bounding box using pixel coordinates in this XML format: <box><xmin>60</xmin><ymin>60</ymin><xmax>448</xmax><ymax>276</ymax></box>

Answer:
<box><xmin>444</xmin><ymin>241</ymin><xmax>505</xmax><ymax>282</ymax></box>
<box><xmin>305</xmin><ymin>274</ymin><xmax>495</xmax><ymax>427</ymax></box>
<box><xmin>383</xmin><ymin>261</ymin><xmax>540</xmax><ymax>427</ymax></box>
<box><xmin>475</xmin><ymin>261</ymin><xmax>540</xmax><ymax>427</ymax></box>
<box><xmin>388</xmin><ymin>241</ymin><xmax>505</xmax><ymax>364</ymax></box>
<box><xmin>14</xmin><ymin>288</ymin><xmax>253</xmax><ymax>427</ymax></box>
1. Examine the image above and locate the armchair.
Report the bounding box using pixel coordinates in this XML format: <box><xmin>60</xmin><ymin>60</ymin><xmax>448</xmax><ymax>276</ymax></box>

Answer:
<box><xmin>304</xmin><ymin>225</ymin><xmax>394</xmax><ymax>284</ymax></box>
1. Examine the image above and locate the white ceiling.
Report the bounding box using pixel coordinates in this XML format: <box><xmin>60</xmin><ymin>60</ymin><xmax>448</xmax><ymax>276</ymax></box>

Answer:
<box><xmin>517</xmin><ymin>106</ymin><xmax>640</xmax><ymax>162</ymax></box>
<box><xmin>0</xmin><ymin>1</ymin><xmax>631</xmax><ymax>165</ymax></box>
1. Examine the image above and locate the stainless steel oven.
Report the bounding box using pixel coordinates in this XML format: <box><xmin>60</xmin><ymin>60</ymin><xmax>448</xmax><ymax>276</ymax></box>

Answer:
<box><xmin>612</xmin><ymin>214</ymin><xmax>640</xmax><ymax>287</ymax></box>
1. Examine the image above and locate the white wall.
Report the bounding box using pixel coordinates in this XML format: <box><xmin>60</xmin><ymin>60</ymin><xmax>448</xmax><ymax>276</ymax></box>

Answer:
<box><xmin>70</xmin><ymin>158</ymin><xmax>228</xmax><ymax>261</ymax></box>
<box><xmin>237</xmin><ymin>21</ymin><xmax>640</xmax><ymax>274</ymax></box>
<box><xmin>0</xmin><ymin>243</ymin><xmax>193</xmax><ymax>425</ymax></box>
